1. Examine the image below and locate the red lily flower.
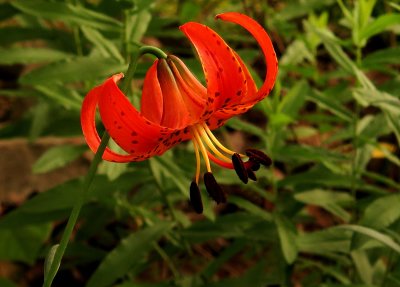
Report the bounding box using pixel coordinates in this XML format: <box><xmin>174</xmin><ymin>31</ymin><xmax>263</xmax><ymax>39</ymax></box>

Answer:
<box><xmin>81</xmin><ymin>12</ymin><xmax>278</xmax><ymax>213</ymax></box>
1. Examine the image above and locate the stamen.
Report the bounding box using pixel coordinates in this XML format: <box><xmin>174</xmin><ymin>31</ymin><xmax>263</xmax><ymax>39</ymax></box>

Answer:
<box><xmin>247</xmin><ymin>168</ymin><xmax>257</xmax><ymax>181</ymax></box>
<box><xmin>232</xmin><ymin>153</ymin><xmax>248</xmax><ymax>184</ymax></box>
<box><xmin>202</xmin><ymin>123</ymin><xmax>245</xmax><ymax>157</ymax></box>
<box><xmin>191</xmin><ymin>127</ymin><xmax>211</xmax><ymax>172</ymax></box>
<box><xmin>245</xmin><ymin>148</ymin><xmax>272</xmax><ymax>167</ymax></box>
<box><xmin>190</xmin><ymin>181</ymin><xmax>203</xmax><ymax>214</ymax></box>
<box><xmin>249</xmin><ymin>158</ymin><xmax>260</xmax><ymax>171</ymax></box>
<box><xmin>204</xmin><ymin>172</ymin><xmax>226</xmax><ymax>203</ymax></box>
<box><xmin>192</xmin><ymin>139</ymin><xmax>201</xmax><ymax>183</ymax></box>
<box><xmin>195</xmin><ymin>125</ymin><xmax>231</xmax><ymax>163</ymax></box>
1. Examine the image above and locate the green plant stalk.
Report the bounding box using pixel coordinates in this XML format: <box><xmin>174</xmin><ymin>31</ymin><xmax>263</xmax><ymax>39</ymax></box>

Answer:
<box><xmin>42</xmin><ymin>132</ymin><xmax>110</xmax><ymax>287</ymax></box>
<box><xmin>42</xmin><ymin>45</ymin><xmax>167</xmax><ymax>287</ymax></box>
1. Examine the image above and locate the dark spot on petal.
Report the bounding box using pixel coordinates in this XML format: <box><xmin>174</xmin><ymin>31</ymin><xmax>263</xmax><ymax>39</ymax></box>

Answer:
<box><xmin>236</xmin><ymin>90</ymin><xmax>242</xmax><ymax>96</ymax></box>
<box><xmin>131</xmin><ymin>140</ymin><xmax>138</xmax><ymax>144</ymax></box>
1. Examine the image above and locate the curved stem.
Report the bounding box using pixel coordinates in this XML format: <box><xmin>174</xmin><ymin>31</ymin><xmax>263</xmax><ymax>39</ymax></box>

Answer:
<box><xmin>122</xmin><ymin>45</ymin><xmax>168</xmax><ymax>99</ymax></box>
<box><xmin>43</xmin><ymin>45</ymin><xmax>167</xmax><ymax>287</ymax></box>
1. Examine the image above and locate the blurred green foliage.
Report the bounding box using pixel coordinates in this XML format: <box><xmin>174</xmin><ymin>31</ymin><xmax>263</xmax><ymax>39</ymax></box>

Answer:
<box><xmin>0</xmin><ymin>0</ymin><xmax>399</xmax><ymax>286</ymax></box>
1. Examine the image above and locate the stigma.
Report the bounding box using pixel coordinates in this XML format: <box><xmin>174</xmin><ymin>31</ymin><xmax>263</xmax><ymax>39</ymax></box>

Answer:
<box><xmin>188</xmin><ymin>123</ymin><xmax>271</xmax><ymax>213</ymax></box>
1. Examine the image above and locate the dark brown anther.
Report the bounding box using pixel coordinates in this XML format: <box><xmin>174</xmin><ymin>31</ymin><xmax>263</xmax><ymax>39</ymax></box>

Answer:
<box><xmin>247</xmin><ymin>168</ymin><xmax>257</xmax><ymax>181</ymax></box>
<box><xmin>245</xmin><ymin>148</ymin><xmax>272</xmax><ymax>167</ymax></box>
<box><xmin>232</xmin><ymin>153</ymin><xmax>248</xmax><ymax>184</ymax></box>
<box><xmin>190</xmin><ymin>181</ymin><xmax>203</xmax><ymax>214</ymax></box>
<box><xmin>249</xmin><ymin>158</ymin><xmax>260</xmax><ymax>171</ymax></box>
<box><xmin>204</xmin><ymin>172</ymin><xmax>224</xmax><ymax>204</ymax></box>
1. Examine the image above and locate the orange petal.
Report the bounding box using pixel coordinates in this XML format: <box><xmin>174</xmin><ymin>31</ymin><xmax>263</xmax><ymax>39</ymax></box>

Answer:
<box><xmin>157</xmin><ymin>59</ymin><xmax>191</xmax><ymax>129</ymax></box>
<box><xmin>81</xmin><ymin>80</ymin><xmax>148</xmax><ymax>162</ymax></box>
<box><xmin>216</xmin><ymin>12</ymin><xmax>278</xmax><ymax>104</ymax></box>
<box><xmin>140</xmin><ymin>60</ymin><xmax>163</xmax><ymax>124</ymax></box>
<box><xmin>168</xmin><ymin>55</ymin><xmax>207</xmax><ymax>123</ymax></box>
<box><xmin>97</xmin><ymin>74</ymin><xmax>188</xmax><ymax>159</ymax></box>
<box><xmin>180</xmin><ymin>22</ymin><xmax>247</xmax><ymax>115</ymax></box>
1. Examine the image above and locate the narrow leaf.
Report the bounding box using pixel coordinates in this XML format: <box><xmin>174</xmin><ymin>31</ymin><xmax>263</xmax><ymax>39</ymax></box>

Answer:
<box><xmin>86</xmin><ymin>222</ymin><xmax>173</xmax><ymax>287</ymax></box>
<box><xmin>32</xmin><ymin>145</ymin><xmax>87</xmax><ymax>174</ymax></box>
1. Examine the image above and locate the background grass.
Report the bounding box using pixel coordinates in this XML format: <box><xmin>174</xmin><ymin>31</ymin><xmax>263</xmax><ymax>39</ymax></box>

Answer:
<box><xmin>0</xmin><ymin>0</ymin><xmax>399</xmax><ymax>286</ymax></box>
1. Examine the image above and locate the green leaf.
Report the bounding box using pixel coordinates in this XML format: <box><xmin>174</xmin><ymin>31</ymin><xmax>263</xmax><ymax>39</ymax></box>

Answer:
<box><xmin>20</xmin><ymin>56</ymin><xmax>126</xmax><ymax>85</ymax></box>
<box><xmin>295</xmin><ymin>189</ymin><xmax>354</xmax><ymax>222</ymax></box>
<box><xmin>12</xmin><ymin>0</ymin><xmax>122</xmax><ymax>31</ymax></box>
<box><xmin>0</xmin><ymin>223</ymin><xmax>52</xmax><ymax>264</ymax></box>
<box><xmin>307</xmin><ymin>89</ymin><xmax>353</xmax><ymax>122</ymax></box>
<box><xmin>81</xmin><ymin>26</ymin><xmax>124</xmax><ymax>62</ymax></box>
<box><xmin>307</xmin><ymin>25</ymin><xmax>374</xmax><ymax>89</ymax></box>
<box><xmin>149</xmin><ymin>155</ymin><xmax>188</xmax><ymax>197</ymax></box>
<box><xmin>276</xmin><ymin>144</ymin><xmax>347</xmax><ymax>163</ymax></box>
<box><xmin>297</xmin><ymin>227</ymin><xmax>351</xmax><ymax>254</ymax></box>
<box><xmin>337</xmin><ymin>225</ymin><xmax>400</xmax><ymax>254</ymax></box>
<box><xmin>86</xmin><ymin>222</ymin><xmax>173</xmax><ymax>287</ymax></box>
<box><xmin>201</xmin><ymin>239</ymin><xmax>247</xmax><ymax>279</ymax></box>
<box><xmin>0</xmin><ymin>27</ymin><xmax>72</xmax><ymax>46</ymax></box>
<box><xmin>361</xmin><ymin>194</ymin><xmax>400</xmax><ymax>229</ymax></box>
<box><xmin>275</xmin><ymin>0</ymin><xmax>335</xmax><ymax>21</ymax></box>
<box><xmin>32</xmin><ymin>145</ymin><xmax>87</xmax><ymax>174</ymax></box>
<box><xmin>34</xmin><ymin>84</ymin><xmax>82</xmax><ymax>110</ymax></box>
<box><xmin>0</xmin><ymin>2</ymin><xmax>18</xmax><ymax>21</ymax></box>
<box><xmin>29</xmin><ymin>100</ymin><xmax>50</xmax><ymax>141</ymax></box>
<box><xmin>360</xmin><ymin>14</ymin><xmax>400</xmax><ymax>42</ymax></box>
<box><xmin>274</xmin><ymin>213</ymin><xmax>298</xmax><ymax>264</ymax></box>
<box><xmin>205</xmin><ymin>260</ymin><xmax>268</xmax><ymax>287</ymax></box>
<box><xmin>362</xmin><ymin>47</ymin><xmax>400</xmax><ymax>68</ymax></box>
<box><xmin>228</xmin><ymin>196</ymin><xmax>272</xmax><ymax>221</ymax></box>
<box><xmin>180</xmin><ymin>213</ymin><xmax>273</xmax><ymax>243</ymax></box>
<box><xmin>351</xmin><ymin>249</ymin><xmax>373</xmax><ymax>284</ymax></box>
<box><xmin>384</xmin><ymin>110</ymin><xmax>400</xmax><ymax>145</ymax></box>
<box><xmin>44</xmin><ymin>244</ymin><xmax>60</xmax><ymax>278</ymax></box>
<box><xmin>353</xmin><ymin>88</ymin><xmax>400</xmax><ymax>115</ymax></box>
<box><xmin>226</xmin><ymin>117</ymin><xmax>266</xmax><ymax>139</ymax></box>
<box><xmin>127</xmin><ymin>8</ymin><xmax>152</xmax><ymax>43</ymax></box>
<box><xmin>278</xmin><ymin>80</ymin><xmax>308</xmax><ymax>118</ymax></box>
<box><xmin>0</xmin><ymin>175</ymin><xmax>136</xmax><ymax>228</ymax></box>
<box><xmin>0</xmin><ymin>47</ymin><xmax>72</xmax><ymax>65</ymax></box>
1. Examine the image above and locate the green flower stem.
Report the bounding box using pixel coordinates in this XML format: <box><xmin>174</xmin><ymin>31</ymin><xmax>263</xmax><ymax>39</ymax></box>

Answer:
<box><xmin>122</xmin><ymin>46</ymin><xmax>168</xmax><ymax>101</ymax></box>
<box><xmin>43</xmin><ymin>45</ymin><xmax>167</xmax><ymax>287</ymax></box>
<box><xmin>42</xmin><ymin>132</ymin><xmax>110</xmax><ymax>287</ymax></box>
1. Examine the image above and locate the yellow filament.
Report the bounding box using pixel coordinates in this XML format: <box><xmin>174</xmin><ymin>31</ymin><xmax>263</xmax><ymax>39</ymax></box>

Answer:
<box><xmin>192</xmin><ymin>139</ymin><xmax>201</xmax><ymax>183</ymax></box>
<box><xmin>191</xmin><ymin>127</ymin><xmax>211</xmax><ymax>173</ymax></box>
<box><xmin>195</xmin><ymin>125</ymin><xmax>231</xmax><ymax>163</ymax></box>
<box><xmin>202</xmin><ymin>123</ymin><xmax>245</xmax><ymax>157</ymax></box>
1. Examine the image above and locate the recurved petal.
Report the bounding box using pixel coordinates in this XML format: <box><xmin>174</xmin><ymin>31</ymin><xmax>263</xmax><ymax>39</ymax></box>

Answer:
<box><xmin>216</xmin><ymin>12</ymin><xmax>278</xmax><ymax>105</ymax></box>
<box><xmin>81</xmin><ymin>80</ymin><xmax>147</xmax><ymax>162</ymax></box>
<box><xmin>180</xmin><ymin>22</ymin><xmax>247</xmax><ymax>115</ymax></box>
<box><xmin>140</xmin><ymin>60</ymin><xmax>163</xmax><ymax>125</ymax></box>
<box><xmin>96</xmin><ymin>74</ymin><xmax>188</xmax><ymax>160</ymax></box>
